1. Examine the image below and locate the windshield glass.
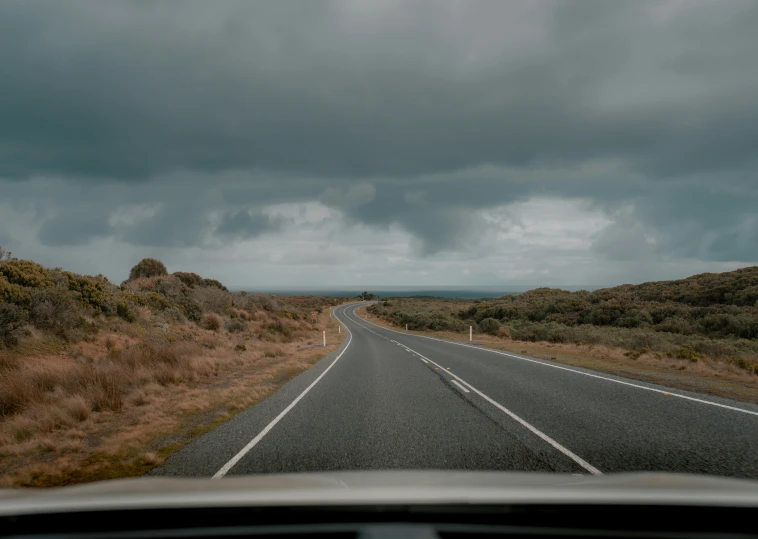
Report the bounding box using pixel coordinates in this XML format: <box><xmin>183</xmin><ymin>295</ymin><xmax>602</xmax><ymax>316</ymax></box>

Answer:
<box><xmin>1</xmin><ymin>0</ymin><xmax>757</xmax><ymax>488</ymax></box>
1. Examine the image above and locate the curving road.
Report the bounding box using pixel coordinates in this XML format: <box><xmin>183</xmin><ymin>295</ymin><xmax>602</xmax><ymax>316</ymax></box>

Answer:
<box><xmin>153</xmin><ymin>303</ymin><xmax>758</xmax><ymax>479</ymax></box>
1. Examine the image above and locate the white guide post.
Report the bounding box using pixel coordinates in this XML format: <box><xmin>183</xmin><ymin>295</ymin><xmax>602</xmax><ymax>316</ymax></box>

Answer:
<box><xmin>470</xmin><ymin>326</ymin><xmax>472</xmax><ymax>342</ymax></box>
<box><xmin>323</xmin><ymin>331</ymin><xmax>326</xmax><ymax>347</ymax></box>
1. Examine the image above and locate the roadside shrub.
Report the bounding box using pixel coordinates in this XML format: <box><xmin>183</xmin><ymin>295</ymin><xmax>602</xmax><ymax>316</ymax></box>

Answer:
<box><xmin>116</xmin><ymin>300</ymin><xmax>136</xmax><ymax>322</ymax></box>
<box><xmin>144</xmin><ymin>291</ymin><xmax>174</xmax><ymax>311</ymax></box>
<box><xmin>148</xmin><ymin>275</ymin><xmax>186</xmax><ymax>298</ymax></box>
<box><xmin>0</xmin><ymin>275</ymin><xmax>32</xmax><ymax>308</ymax></box>
<box><xmin>173</xmin><ymin>295</ymin><xmax>202</xmax><ymax>322</ymax></box>
<box><xmin>162</xmin><ymin>307</ymin><xmax>186</xmax><ymax>323</ymax></box>
<box><xmin>495</xmin><ymin>327</ymin><xmax>511</xmax><ymax>339</ymax></box>
<box><xmin>29</xmin><ymin>286</ymin><xmax>81</xmax><ymax>333</ymax></box>
<box><xmin>264</xmin><ymin>319</ymin><xmax>292</xmax><ymax>337</ymax></box>
<box><xmin>192</xmin><ymin>286</ymin><xmax>231</xmax><ymax>314</ymax></box>
<box><xmin>201</xmin><ymin>278</ymin><xmax>228</xmax><ymax>292</ymax></box>
<box><xmin>128</xmin><ymin>258</ymin><xmax>168</xmax><ymax>281</ymax></box>
<box><xmin>479</xmin><ymin>318</ymin><xmax>501</xmax><ymax>335</ymax></box>
<box><xmin>654</xmin><ymin>317</ymin><xmax>697</xmax><ymax>335</ymax></box>
<box><xmin>699</xmin><ymin>313</ymin><xmax>758</xmax><ymax>339</ymax></box>
<box><xmin>244</xmin><ymin>294</ymin><xmax>281</xmax><ymax>312</ymax></box>
<box><xmin>224</xmin><ymin>318</ymin><xmax>247</xmax><ymax>333</ymax></box>
<box><xmin>615</xmin><ymin>309</ymin><xmax>653</xmax><ymax>329</ymax></box>
<box><xmin>200</xmin><ymin>313</ymin><xmax>222</xmax><ymax>331</ymax></box>
<box><xmin>677</xmin><ymin>346</ymin><xmax>703</xmax><ymax>363</ymax></box>
<box><xmin>262</xmin><ymin>345</ymin><xmax>285</xmax><ymax>358</ymax></box>
<box><xmin>173</xmin><ymin>271</ymin><xmax>203</xmax><ymax>288</ymax></box>
<box><xmin>64</xmin><ymin>272</ymin><xmax>111</xmax><ymax>313</ymax></box>
<box><xmin>120</xmin><ymin>292</ymin><xmax>147</xmax><ymax>307</ymax></box>
<box><xmin>0</xmin><ymin>260</ymin><xmax>53</xmax><ymax>288</ymax></box>
<box><xmin>0</xmin><ymin>304</ymin><xmax>24</xmax><ymax>349</ymax></box>
<box><xmin>229</xmin><ymin>307</ymin><xmax>251</xmax><ymax>321</ymax></box>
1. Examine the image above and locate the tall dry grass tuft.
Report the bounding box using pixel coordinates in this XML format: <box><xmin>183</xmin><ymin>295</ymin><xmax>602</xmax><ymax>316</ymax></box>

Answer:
<box><xmin>200</xmin><ymin>313</ymin><xmax>222</xmax><ymax>331</ymax></box>
<box><xmin>0</xmin><ymin>340</ymin><xmax>200</xmax><ymax>437</ymax></box>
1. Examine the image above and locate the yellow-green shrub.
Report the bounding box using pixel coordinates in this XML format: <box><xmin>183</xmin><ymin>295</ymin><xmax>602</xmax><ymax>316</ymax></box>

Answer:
<box><xmin>64</xmin><ymin>271</ymin><xmax>111</xmax><ymax>312</ymax></box>
<box><xmin>0</xmin><ymin>260</ymin><xmax>53</xmax><ymax>288</ymax></box>
<box><xmin>0</xmin><ymin>275</ymin><xmax>32</xmax><ymax>308</ymax></box>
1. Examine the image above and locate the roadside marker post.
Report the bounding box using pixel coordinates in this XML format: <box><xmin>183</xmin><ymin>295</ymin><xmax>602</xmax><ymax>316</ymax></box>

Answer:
<box><xmin>323</xmin><ymin>331</ymin><xmax>326</xmax><ymax>347</ymax></box>
<box><xmin>470</xmin><ymin>326</ymin><xmax>472</xmax><ymax>342</ymax></box>
<box><xmin>406</xmin><ymin>324</ymin><xmax>408</xmax><ymax>331</ymax></box>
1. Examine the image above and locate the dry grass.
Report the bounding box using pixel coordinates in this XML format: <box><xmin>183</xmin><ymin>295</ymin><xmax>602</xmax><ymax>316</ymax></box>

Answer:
<box><xmin>229</xmin><ymin>308</ymin><xmax>251</xmax><ymax>321</ymax></box>
<box><xmin>0</xmin><ymin>306</ymin><xmax>348</xmax><ymax>487</ymax></box>
<box><xmin>200</xmin><ymin>313</ymin><xmax>222</xmax><ymax>331</ymax></box>
<box><xmin>357</xmin><ymin>307</ymin><xmax>758</xmax><ymax>404</ymax></box>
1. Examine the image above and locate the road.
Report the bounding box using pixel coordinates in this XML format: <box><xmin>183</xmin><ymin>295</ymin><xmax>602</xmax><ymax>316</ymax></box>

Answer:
<box><xmin>153</xmin><ymin>303</ymin><xmax>758</xmax><ymax>479</ymax></box>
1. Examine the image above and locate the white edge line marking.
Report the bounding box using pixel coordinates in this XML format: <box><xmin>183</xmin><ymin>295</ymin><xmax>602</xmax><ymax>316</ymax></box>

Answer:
<box><xmin>451</xmin><ymin>379</ymin><xmax>470</xmax><ymax>393</ymax></box>
<box><xmin>352</xmin><ymin>309</ymin><xmax>758</xmax><ymax>418</ymax></box>
<box><xmin>213</xmin><ymin>306</ymin><xmax>355</xmax><ymax>478</ymax></box>
<box><xmin>348</xmin><ymin>310</ymin><xmax>601</xmax><ymax>475</ymax></box>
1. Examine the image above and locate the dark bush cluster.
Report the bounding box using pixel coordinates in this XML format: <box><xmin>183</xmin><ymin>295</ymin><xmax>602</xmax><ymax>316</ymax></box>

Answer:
<box><xmin>0</xmin><ymin>260</ymin><xmax>54</xmax><ymax>288</ymax></box>
<box><xmin>224</xmin><ymin>318</ymin><xmax>247</xmax><ymax>333</ymax></box>
<box><xmin>478</xmin><ymin>318</ymin><xmax>501</xmax><ymax>335</ymax></box>
<box><xmin>128</xmin><ymin>258</ymin><xmax>168</xmax><ymax>280</ymax></box>
<box><xmin>201</xmin><ymin>278</ymin><xmax>228</xmax><ymax>292</ymax></box>
<box><xmin>0</xmin><ymin>303</ymin><xmax>24</xmax><ymax>348</ymax></box>
<box><xmin>173</xmin><ymin>272</ymin><xmax>204</xmax><ymax>287</ymax></box>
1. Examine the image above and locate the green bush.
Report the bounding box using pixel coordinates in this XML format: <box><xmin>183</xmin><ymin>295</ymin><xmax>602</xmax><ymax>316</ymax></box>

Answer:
<box><xmin>29</xmin><ymin>286</ymin><xmax>81</xmax><ymax>333</ymax></box>
<box><xmin>116</xmin><ymin>300</ymin><xmax>136</xmax><ymax>322</ymax></box>
<box><xmin>0</xmin><ymin>260</ymin><xmax>53</xmax><ymax>288</ymax></box>
<box><xmin>0</xmin><ymin>275</ymin><xmax>32</xmax><ymax>308</ymax></box>
<box><xmin>478</xmin><ymin>317</ymin><xmax>501</xmax><ymax>335</ymax></box>
<box><xmin>191</xmin><ymin>286</ymin><xmax>230</xmax><ymax>314</ymax></box>
<box><xmin>144</xmin><ymin>291</ymin><xmax>174</xmax><ymax>311</ymax></box>
<box><xmin>654</xmin><ymin>317</ymin><xmax>697</xmax><ymax>335</ymax></box>
<box><xmin>201</xmin><ymin>278</ymin><xmax>228</xmax><ymax>292</ymax></box>
<box><xmin>676</xmin><ymin>346</ymin><xmax>703</xmax><ymax>363</ymax></box>
<box><xmin>173</xmin><ymin>271</ymin><xmax>203</xmax><ymax>287</ymax></box>
<box><xmin>0</xmin><ymin>304</ymin><xmax>24</xmax><ymax>348</ymax></box>
<box><xmin>64</xmin><ymin>271</ymin><xmax>112</xmax><ymax>313</ymax></box>
<box><xmin>128</xmin><ymin>258</ymin><xmax>168</xmax><ymax>280</ymax></box>
<box><xmin>173</xmin><ymin>295</ymin><xmax>203</xmax><ymax>322</ymax></box>
<box><xmin>162</xmin><ymin>307</ymin><xmax>186</xmax><ymax>323</ymax></box>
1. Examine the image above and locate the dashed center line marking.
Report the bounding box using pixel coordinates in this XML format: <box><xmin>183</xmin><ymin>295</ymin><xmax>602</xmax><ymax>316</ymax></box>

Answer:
<box><xmin>451</xmin><ymin>379</ymin><xmax>470</xmax><ymax>393</ymax></box>
<box><xmin>347</xmin><ymin>307</ymin><xmax>602</xmax><ymax>476</ymax></box>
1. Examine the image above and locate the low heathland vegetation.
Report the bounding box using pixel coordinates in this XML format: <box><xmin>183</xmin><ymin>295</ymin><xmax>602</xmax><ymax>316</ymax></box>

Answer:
<box><xmin>0</xmin><ymin>248</ymin><xmax>346</xmax><ymax>486</ymax></box>
<box><xmin>366</xmin><ymin>267</ymin><xmax>758</xmax><ymax>400</ymax></box>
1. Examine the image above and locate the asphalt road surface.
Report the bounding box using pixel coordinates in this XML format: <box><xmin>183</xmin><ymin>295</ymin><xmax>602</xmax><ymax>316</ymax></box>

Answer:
<box><xmin>153</xmin><ymin>303</ymin><xmax>758</xmax><ymax>479</ymax></box>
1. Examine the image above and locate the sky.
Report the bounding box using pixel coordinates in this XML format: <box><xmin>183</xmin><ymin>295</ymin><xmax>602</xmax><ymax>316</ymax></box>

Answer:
<box><xmin>1</xmin><ymin>0</ymin><xmax>757</xmax><ymax>288</ymax></box>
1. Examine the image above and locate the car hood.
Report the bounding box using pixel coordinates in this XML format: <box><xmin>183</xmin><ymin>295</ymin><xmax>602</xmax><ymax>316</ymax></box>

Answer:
<box><xmin>1</xmin><ymin>471</ymin><xmax>757</xmax><ymax>515</ymax></box>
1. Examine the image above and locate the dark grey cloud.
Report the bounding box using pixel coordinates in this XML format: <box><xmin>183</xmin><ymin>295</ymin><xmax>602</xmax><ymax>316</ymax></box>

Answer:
<box><xmin>216</xmin><ymin>210</ymin><xmax>284</xmax><ymax>240</ymax></box>
<box><xmin>1</xmin><ymin>0</ymin><xmax>757</xmax><ymax>270</ymax></box>
<box><xmin>37</xmin><ymin>210</ymin><xmax>112</xmax><ymax>247</ymax></box>
<box><xmin>2</xmin><ymin>0</ymin><xmax>756</xmax><ymax>180</ymax></box>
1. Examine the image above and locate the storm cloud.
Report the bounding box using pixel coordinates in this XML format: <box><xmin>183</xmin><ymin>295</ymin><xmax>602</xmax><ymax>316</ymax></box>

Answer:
<box><xmin>1</xmin><ymin>0</ymin><xmax>757</xmax><ymax>285</ymax></box>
